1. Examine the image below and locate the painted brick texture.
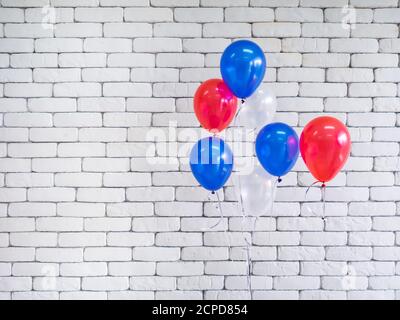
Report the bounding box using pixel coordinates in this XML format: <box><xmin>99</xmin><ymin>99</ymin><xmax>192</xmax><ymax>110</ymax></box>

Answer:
<box><xmin>0</xmin><ymin>0</ymin><xmax>399</xmax><ymax>300</ymax></box>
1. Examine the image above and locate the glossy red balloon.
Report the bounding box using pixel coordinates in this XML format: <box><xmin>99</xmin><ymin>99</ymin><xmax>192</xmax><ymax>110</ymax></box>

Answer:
<box><xmin>194</xmin><ymin>79</ymin><xmax>238</xmax><ymax>133</ymax></box>
<box><xmin>300</xmin><ymin>116</ymin><xmax>351</xmax><ymax>183</ymax></box>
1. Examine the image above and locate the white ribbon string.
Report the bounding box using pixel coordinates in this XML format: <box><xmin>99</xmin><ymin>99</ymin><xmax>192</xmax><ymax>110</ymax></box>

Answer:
<box><xmin>304</xmin><ymin>181</ymin><xmax>326</xmax><ymax>221</ymax></box>
<box><xmin>243</xmin><ymin>215</ymin><xmax>258</xmax><ymax>300</ymax></box>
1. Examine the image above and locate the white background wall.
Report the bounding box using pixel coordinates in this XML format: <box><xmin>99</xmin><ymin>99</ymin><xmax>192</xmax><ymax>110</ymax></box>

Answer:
<box><xmin>0</xmin><ymin>0</ymin><xmax>400</xmax><ymax>300</ymax></box>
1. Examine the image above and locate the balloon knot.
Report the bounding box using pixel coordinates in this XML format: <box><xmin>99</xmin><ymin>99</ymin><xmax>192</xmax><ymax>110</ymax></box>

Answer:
<box><xmin>321</xmin><ymin>183</ymin><xmax>326</xmax><ymax>188</ymax></box>
<box><xmin>211</xmin><ymin>191</ymin><xmax>216</xmax><ymax>195</ymax></box>
<box><xmin>278</xmin><ymin>178</ymin><xmax>282</xmax><ymax>183</ymax></box>
<box><xmin>241</xmin><ymin>99</ymin><xmax>245</xmax><ymax>104</ymax></box>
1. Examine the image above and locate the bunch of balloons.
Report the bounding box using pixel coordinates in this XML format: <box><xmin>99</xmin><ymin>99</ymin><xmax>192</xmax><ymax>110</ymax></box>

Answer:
<box><xmin>189</xmin><ymin>40</ymin><xmax>352</xmax><ymax>203</ymax></box>
<box><xmin>190</xmin><ymin>40</ymin><xmax>268</xmax><ymax>192</ymax></box>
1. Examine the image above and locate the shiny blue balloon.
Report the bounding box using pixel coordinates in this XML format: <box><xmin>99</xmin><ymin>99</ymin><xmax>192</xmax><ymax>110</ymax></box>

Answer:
<box><xmin>190</xmin><ymin>137</ymin><xmax>233</xmax><ymax>192</ymax></box>
<box><xmin>220</xmin><ymin>40</ymin><xmax>266</xmax><ymax>99</ymax></box>
<box><xmin>256</xmin><ymin>122</ymin><xmax>299</xmax><ymax>177</ymax></box>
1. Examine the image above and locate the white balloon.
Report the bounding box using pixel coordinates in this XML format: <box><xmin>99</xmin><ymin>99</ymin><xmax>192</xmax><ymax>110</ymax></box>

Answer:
<box><xmin>236</xmin><ymin>87</ymin><xmax>277</xmax><ymax>130</ymax></box>
<box><xmin>235</xmin><ymin>160</ymin><xmax>276</xmax><ymax>217</ymax></box>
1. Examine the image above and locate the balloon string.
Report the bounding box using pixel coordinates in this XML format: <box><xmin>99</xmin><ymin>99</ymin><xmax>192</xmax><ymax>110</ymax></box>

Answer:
<box><xmin>304</xmin><ymin>180</ymin><xmax>326</xmax><ymax>218</ymax></box>
<box><xmin>305</xmin><ymin>180</ymin><xmax>321</xmax><ymax>199</ymax></box>
<box><xmin>321</xmin><ymin>183</ymin><xmax>326</xmax><ymax>228</ymax></box>
<box><xmin>270</xmin><ymin>178</ymin><xmax>280</xmax><ymax>215</ymax></box>
<box><xmin>231</xmin><ymin>104</ymin><xmax>246</xmax><ymax>221</ymax></box>
<box><xmin>209</xmin><ymin>191</ymin><xmax>224</xmax><ymax>229</ymax></box>
<box><xmin>244</xmin><ymin>216</ymin><xmax>258</xmax><ymax>300</ymax></box>
<box><xmin>210</xmin><ymin>191</ymin><xmax>232</xmax><ymax>259</ymax></box>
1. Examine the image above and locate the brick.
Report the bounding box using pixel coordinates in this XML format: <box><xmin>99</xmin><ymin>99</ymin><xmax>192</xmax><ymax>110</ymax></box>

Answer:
<box><xmin>278</xmin><ymin>247</ymin><xmax>325</xmax><ymax>261</ymax></box>
<box><xmin>349</xmin><ymin>83</ymin><xmax>397</xmax><ymax>97</ymax></box>
<box><xmin>154</xmin><ymin>23</ymin><xmax>202</xmax><ymax>37</ymax></box>
<box><xmin>78</xmin><ymin>98</ymin><xmax>125</xmax><ymax>112</ymax></box>
<box><xmin>274</xmin><ymin>276</ymin><xmax>320</xmax><ymax>290</ymax></box>
<box><xmin>59</xmin><ymin>53</ymin><xmax>106</xmax><ymax>67</ymax></box>
<box><xmin>302</xmin><ymin>23</ymin><xmax>349</xmax><ymax>37</ymax></box>
<box><xmin>351</xmin><ymin>54</ymin><xmax>398</xmax><ymax>67</ymax></box>
<box><xmin>183</xmin><ymin>38</ymin><xmax>230</xmax><ymax>53</ymax></box>
<box><xmin>300</xmin><ymin>83</ymin><xmax>347</xmax><ymax>97</ymax></box>
<box><xmin>30</xmin><ymin>128</ymin><xmax>78</xmax><ymax>142</ymax></box>
<box><xmin>176</xmin><ymin>8</ymin><xmax>223</xmax><ymax>22</ymax></box>
<box><xmin>327</xmin><ymin>68</ymin><xmax>373</xmax><ymax>83</ymax></box>
<box><xmin>55</xmin><ymin>23</ymin><xmax>102</xmax><ymax>38</ymax></box>
<box><xmin>79</xmin><ymin>128</ymin><xmax>126</xmax><ymax>142</ymax></box>
<box><xmin>104</xmin><ymin>23</ymin><xmax>152</xmax><ymax>37</ymax></box>
<box><xmin>253</xmin><ymin>23</ymin><xmax>301</xmax><ymax>37</ymax></box>
<box><xmin>4</xmin><ymin>24</ymin><xmax>53</xmax><ymax>38</ymax></box>
<box><xmin>36</xmin><ymin>248</ymin><xmax>83</xmax><ymax>263</ymax></box>
<box><xmin>380</xmin><ymin>39</ymin><xmax>400</xmax><ymax>53</ymax></box>
<box><xmin>54</xmin><ymin>113</ymin><xmax>102</xmax><ymax>128</ymax></box>
<box><xmin>0</xmin><ymin>69</ymin><xmax>32</xmax><ymax>83</ymax></box>
<box><xmin>125</xmin><ymin>8</ymin><xmax>172</xmax><ymax>22</ymax></box>
<box><xmin>85</xmin><ymin>248</ymin><xmax>132</xmax><ymax>261</ymax></box>
<box><xmin>352</xmin><ymin>24</ymin><xmax>399</xmax><ymax>38</ymax></box>
<box><xmin>77</xmin><ymin>188</ymin><xmax>125</xmax><ymax>203</ymax></box>
<box><xmin>75</xmin><ymin>8</ymin><xmax>123</xmax><ymax>22</ymax></box>
<box><xmin>33</xmin><ymin>68</ymin><xmax>81</xmax><ymax>83</ymax></box>
<box><xmin>303</xmin><ymin>53</ymin><xmax>350</xmax><ymax>67</ymax></box>
<box><xmin>153</xmin><ymin>0</ymin><xmax>198</xmax><ymax>6</ymax></box>
<box><xmin>281</xmin><ymin>38</ymin><xmax>328</xmax><ymax>53</ymax></box>
<box><xmin>25</xmin><ymin>8</ymin><xmax>73</xmax><ymax>23</ymax></box>
<box><xmin>10</xmin><ymin>233</ymin><xmax>57</xmax><ymax>247</ymax></box>
<box><xmin>0</xmin><ymin>188</ymin><xmax>27</xmax><ymax>202</ymax></box>
<box><xmin>82</xmin><ymin>277</ymin><xmax>129</xmax><ymax>291</ymax></box>
<box><xmin>0</xmin><ymin>8</ymin><xmax>24</xmax><ymax>22</ymax></box>
<box><xmin>130</xmin><ymin>276</ymin><xmax>175</xmax><ymax>291</ymax></box>
<box><xmin>301</xmin><ymin>0</ymin><xmax>347</xmax><ymax>7</ymax></box>
<box><xmin>107</xmin><ymin>233</ymin><xmax>154</xmax><ymax>247</ymax></box>
<box><xmin>226</xmin><ymin>8</ymin><xmax>273</xmax><ymax>22</ymax></box>
<box><xmin>28</xmin><ymin>98</ymin><xmax>77</xmax><ymax>112</ymax></box>
<box><xmin>6</xmin><ymin>173</ymin><xmax>53</xmax><ymax>188</ymax></box>
<box><xmin>276</xmin><ymin>8</ymin><xmax>322</xmax><ymax>22</ymax></box>
<box><xmin>350</xmin><ymin>0</ymin><xmax>398</xmax><ymax>7</ymax></box>
<box><xmin>84</xmin><ymin>38</ymin><xmax>132</xmax><ymax>53</ymax></box>
<box><xmin>132</xmin><ymin>68</ymin><xmax>179</xmax><ymax>82</ymax></box>
<box><xmin>103</xmin><ymin>83</ymin><xmax>152</xmax><ymax>97</ymax></box>
<box><xmin>109</xmin><ymin>262</ymin><xmax>155</xmax><ymax>276</ymax></box>
<box><xmin>0</xmin><ymin>39</ymin><xmax>34</xmax><ymax>53</ymax></box>
<box><xmin>278</xmin><ymin>68</ymin><xmax>324</xmax><ymax>82</ymax></box>
<box><xmin>133</xmin><ymin>247</ymin><xmax>180</xmax><ymax>261</ymax></box>
<box><xmin>5</xmin><ymin>83</ymin><xmax>52</xmax><ymax>98</ymax></box>
<box><xmin>12</xmin><ymin>262</ymin><xmax>59</xmax><ymax>276</ymax></box>
<box><xmin>54</xmin><ymin>83</ymin><xmax>102</xmax><ymax>97</ymax></box>
<box><xmin>326</xmin><ymin>247</ymin><xmax>372</xmax><ymax>261</ymax></box>
<box><xmin>85</xmin><ymin>218</ymin><xmax>131</xmax><ymax>231</ymax></box>
<box><xmin>8</xmin><ymin>202</ymin><xmax>56</xmax><ymax>217</ymax></box>
<box><xmin>134</xmin><ymin>38</ymin><xmax>181</xmax><ymax>53</ymax></box>
<box><xmin>0</xmin><ymin>248</ymin><xmax>35</xmax><ymax>262</ymax></box>
<box><xmin>157</xmin><ymin>53</ymin><xmax>203</xmax><ymax>67</ymax></box>
<box><xmin>35</xmin><ymin>38</ymin><xmax>82</xmax><ymax>53</ymax></box>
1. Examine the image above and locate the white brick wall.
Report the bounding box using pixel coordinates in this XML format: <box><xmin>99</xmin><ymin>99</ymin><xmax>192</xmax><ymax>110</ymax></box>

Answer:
<box><xmin>0</xmin><ymin>0</ymin><xmax>399</xmax><ymax>300</ymax></box>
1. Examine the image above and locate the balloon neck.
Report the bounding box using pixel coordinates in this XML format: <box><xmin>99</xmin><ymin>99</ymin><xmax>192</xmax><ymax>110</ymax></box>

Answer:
<box><xmin>277</xmin><ymin>177</ymin><xmax>282</xmax><ymax>183</ymax></box>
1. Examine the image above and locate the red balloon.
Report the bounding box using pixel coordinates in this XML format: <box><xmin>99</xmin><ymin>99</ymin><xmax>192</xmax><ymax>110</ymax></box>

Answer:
<box><xmin>194</xmin><ymin>79</ymin><xmax>238</xmax><ymax>133</ymax></box>
<box><xmin>300</xmin><ymin>116</ymin><xmax>351</xmax><ymax>183</ymax></box>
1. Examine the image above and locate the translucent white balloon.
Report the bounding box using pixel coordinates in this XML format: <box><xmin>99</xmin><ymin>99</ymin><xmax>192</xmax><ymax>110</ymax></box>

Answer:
<box><xmin>235</xmin><ymin>160</ymin><xmax>276</xmax><ymax>217</ymax></box>
<box><xmin>236</xmin><ymin>87</ymin><xmax>277</xmax><ymax>130</ymax></box>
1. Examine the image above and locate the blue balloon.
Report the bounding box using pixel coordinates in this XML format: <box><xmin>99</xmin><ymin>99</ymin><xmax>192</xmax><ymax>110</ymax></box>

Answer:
<box><xmin>220</xmin><ymin>40</ymin><xmax>266</xmax><ymax>99</ymax></box>
<box><xmin>256</xmin><ymin>122</ymin><xmax>299</xmax><ymax>177</ymax></box>
<box><xmin>190</xmin><ymin>137</ymin><xmax>233</xmax><ymax>192</ymax></box>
